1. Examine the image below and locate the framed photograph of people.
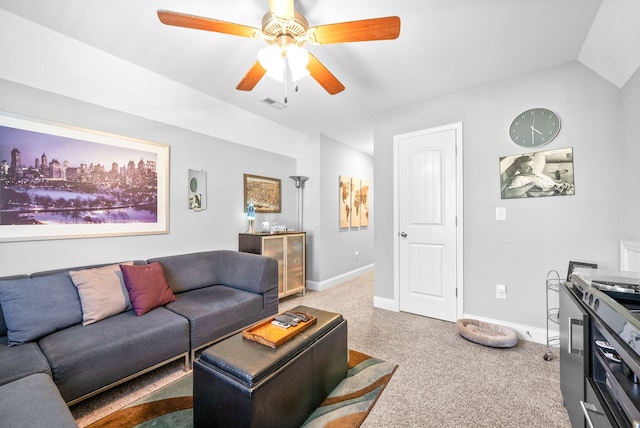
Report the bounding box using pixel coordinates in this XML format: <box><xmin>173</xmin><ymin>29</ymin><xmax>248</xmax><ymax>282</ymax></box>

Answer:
<box><xmin>499</xmin><ymin>147</ymin><xmax>574</xmax><ymax>199</ymax></box>
<box><xmin>0</xmin><ymin>112</ymin><xmax>169</xmax><ymax>242</ymax></box>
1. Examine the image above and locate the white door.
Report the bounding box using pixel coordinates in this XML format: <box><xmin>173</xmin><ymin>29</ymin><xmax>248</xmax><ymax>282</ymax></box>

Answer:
<box><xmin>394</xmin><ymin>124</ymin><xmax>462</xmax><ymax>322</ymax></box>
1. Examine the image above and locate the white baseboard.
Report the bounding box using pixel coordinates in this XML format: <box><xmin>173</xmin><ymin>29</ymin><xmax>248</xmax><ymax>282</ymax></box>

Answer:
<box><xmin>327</xmin><ymin>269</ymin><xmax>554</xmax><ymax>346</ymax></box>
<box><xmin>373</xmin><ymin>296</ymin><xmax>398</xmax><ymax>312</ymax></box>
<box><xmin>462</xmin><ymin>313</ymin><xmax>554</xmax><ymax>345</ymax></box>
<box><xmin>306</xmin><ymin>264</ymin><xmax>375</xmax><ymax>292</ymax></box>
<box><xmin>369</xmin><ymin>302</ymin><xmax>554</xmax><ymax>345</ymax></box>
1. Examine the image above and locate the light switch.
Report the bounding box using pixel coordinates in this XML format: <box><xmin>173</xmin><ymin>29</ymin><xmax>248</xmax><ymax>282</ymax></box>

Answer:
<box><xmin>496</xmin><ymin>207</ymin><xmax>506</xmax><ymax>221</ymax></box>
<box><xmin>496</xmin><ymin>284</ymin><xmax>507</xmax><ymax>299</ymax></box>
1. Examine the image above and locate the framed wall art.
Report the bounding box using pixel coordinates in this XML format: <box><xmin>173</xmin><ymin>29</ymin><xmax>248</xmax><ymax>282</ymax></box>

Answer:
<box><xmin>188</xmin><ymin>169</ymin><xmax>207</xmax><ymax>211</ymax></box>
<box><xmin>499</xmin><ymin>147</ymin><xmax>574</xmax><ymax>199</ymax></box>
<box><xmin>243</xmin><ymin>174</ymin><xmax>281</xmax><ymax>213</ymax></box>
<box><xmin>360</xmin><ymin>179</ymin><xmax>369</xmax><ymax>227</ymax></box>
<box><xmin>339</xmin><ymin>175</ymin><xmax>351</xmax><ymax>228</ymax></box>
<box><xmin>0</xmin><ymin>112</ymin><xmax>169</xmax><ymax>242</ymax></box>
<box><xmin>350</xmin><ymin>178</ymin><xmax>361</xmax><ymax>228</ymax></box>
<box><xmin>339</xmin><ymin>175</ymin><xmax>370</xmax><ymax>229</ymax></box>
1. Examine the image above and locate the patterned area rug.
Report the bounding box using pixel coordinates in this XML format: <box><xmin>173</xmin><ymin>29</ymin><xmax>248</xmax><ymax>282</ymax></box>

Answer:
<box><xmin>87</xmin><ymin>350</ymin><xmax>397</xmax><ymax>428</ymax></box>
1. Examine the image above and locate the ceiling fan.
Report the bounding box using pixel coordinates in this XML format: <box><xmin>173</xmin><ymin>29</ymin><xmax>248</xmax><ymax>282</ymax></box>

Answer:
<box><xmin>157</xmin><ymin>0</ymin><xmax>400</xmax><ymax>96</ymax></box>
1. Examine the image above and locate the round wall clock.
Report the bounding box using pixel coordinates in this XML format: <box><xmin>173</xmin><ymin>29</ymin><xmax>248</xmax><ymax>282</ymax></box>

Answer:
<box><xmin>509</xmin><ymin>108</ymin><xmax>561</xmax><ymax>148</ymax></box>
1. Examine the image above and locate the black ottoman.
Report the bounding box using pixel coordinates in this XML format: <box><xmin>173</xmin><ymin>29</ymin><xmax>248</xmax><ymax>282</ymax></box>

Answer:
<box><xmin>193</xmin><ymin>306</ymin><xmax>348</xmax><ymax>428</ymax></box>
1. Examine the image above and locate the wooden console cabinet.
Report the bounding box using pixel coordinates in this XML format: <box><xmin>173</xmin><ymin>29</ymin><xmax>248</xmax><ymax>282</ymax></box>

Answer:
<box><xmin>239</xmin><ymin>232</ymin><xmax>306</xmax><ymax>299</ymax></box>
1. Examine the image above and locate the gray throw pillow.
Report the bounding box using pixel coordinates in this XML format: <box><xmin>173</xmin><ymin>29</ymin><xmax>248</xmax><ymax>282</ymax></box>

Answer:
<box><xmin>0</xmin><ymin>272</ymin><xmax>83</xmax><ymax>346</ymax></box>
<box><xmin>70</xmin><ymin>262</ymin><xmax>134</xmax><ymax>325</ymax></box>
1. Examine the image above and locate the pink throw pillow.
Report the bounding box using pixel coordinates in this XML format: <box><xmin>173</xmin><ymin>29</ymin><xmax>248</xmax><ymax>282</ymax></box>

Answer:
<box><xmin>120</xmin><ymin>262</ymin><xmax>177</xmax><ymax>316</ymax></box>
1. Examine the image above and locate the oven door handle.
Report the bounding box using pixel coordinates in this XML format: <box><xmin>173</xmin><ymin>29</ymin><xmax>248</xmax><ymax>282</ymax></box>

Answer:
<box><xmin>568</xmin><ymin>317</ymin><xmax>584</xmax><ymax>356</ymax></box>
<box><xmin>580</xmin><ymin>400</ymin><xmax>603</xmax><ymax>428</ymax></box>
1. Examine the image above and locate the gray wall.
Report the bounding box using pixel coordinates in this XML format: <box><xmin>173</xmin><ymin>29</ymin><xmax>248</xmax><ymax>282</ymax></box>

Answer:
<box><xmin>0</xmin><ymin>80</ymin><xmax>376</xmax><ymax>284</ymax></box>
<box><xmin>621</xmin><ymin>68</ymin><xmax>640</xmax><ymax>242</ymax></box>
<box><xmin>374</xmin><ymin>62</ymin><xmax>625</xmax><ymax>328</ymax></box>
<box><xmin>299</xmin><ymin>134</ymin><xmax>374</xmax><ymax>285</ymax></box>
<box><xmin>0</xmin><ymin>80</ymin><xmax>298</xmax><ymax>275</ymax></box>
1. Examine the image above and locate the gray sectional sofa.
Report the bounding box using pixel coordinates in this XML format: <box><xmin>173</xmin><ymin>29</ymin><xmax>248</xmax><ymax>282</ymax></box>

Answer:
<box><xmin>0</xmin><ymin>249</ymin><xmax>278</xmax><ymax>427</ymax></box>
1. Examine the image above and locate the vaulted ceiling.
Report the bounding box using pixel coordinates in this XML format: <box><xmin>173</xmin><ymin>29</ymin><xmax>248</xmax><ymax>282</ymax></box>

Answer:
<box><xmin>1</xmin><ymin>0</ymin><xmax>638</xmax><ymax>155</ymax></box>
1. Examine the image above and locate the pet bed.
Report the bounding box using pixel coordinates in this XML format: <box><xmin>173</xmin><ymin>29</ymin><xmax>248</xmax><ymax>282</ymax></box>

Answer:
<box><xmin>456</xmin><ymin>318</ymin><xmax>518</xmax><ymax>348</ymax></box>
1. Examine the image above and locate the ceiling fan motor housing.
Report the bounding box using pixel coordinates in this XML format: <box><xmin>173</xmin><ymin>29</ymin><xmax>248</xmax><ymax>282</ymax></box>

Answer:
<box><xmin>262</xmin><ymin>11</ymin><xmax>309</xmax><ymax>47</ymax></box>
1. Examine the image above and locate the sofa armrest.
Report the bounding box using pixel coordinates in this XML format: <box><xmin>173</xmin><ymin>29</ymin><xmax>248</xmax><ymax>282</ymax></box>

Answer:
<box><xmin>212</xmin><ymin>251</ymin><xmax>278</xmax><ymax>295</ymax></box>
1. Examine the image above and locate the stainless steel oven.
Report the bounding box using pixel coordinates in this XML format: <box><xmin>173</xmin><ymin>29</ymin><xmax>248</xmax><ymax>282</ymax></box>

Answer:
<box><xmin>570</xmin><ymin>271</ymin><xmax>640</xmax><ymax>428</ymax></box>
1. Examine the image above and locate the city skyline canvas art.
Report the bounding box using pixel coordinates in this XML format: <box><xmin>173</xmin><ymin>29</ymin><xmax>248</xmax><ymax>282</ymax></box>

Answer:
<box><xmin>0</xmin><ymin>112</ymin><xmax>169</xmax><ymax>242</ymax></box>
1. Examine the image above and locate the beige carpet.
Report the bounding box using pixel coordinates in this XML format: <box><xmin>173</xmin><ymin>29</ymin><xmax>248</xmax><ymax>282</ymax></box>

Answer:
<box><xmin>72</xmin><ymin>271</ymin><xmax>570</xmax><ymax>427</ymax></box>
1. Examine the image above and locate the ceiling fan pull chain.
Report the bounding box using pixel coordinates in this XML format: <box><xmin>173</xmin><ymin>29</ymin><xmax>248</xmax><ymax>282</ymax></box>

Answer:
<box><xmin>284</xmin><ymin>55</ymin><xmax>288</xmax><ymax>103</ymax></box>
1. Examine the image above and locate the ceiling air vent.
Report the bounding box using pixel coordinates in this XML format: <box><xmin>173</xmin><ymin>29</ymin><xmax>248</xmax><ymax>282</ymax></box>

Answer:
<box><xmin>260</xmin><ymin>98</ymin><xmax>287</xmax><ymax>110</ymax></box>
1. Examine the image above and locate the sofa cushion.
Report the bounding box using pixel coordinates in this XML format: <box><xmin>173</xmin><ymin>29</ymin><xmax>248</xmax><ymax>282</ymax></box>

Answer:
<box><xmin>70</xmin><ymin>261</ymin><xmax>134</xmax><ymax>325</ymax></box>
<box><xmin>38</xmin><ymin>307</ymin><xmax>189</xmax><ymax>403</ymax></box>
<box><xmin>148</xmin><ymin>250</ymin><xmax>278</xmax><ymax>295</ymax></box>
<box><xmin>0</xmin><ymin>302</ymin><xmax>6</xmax><ymax>338</ymax></box>
<box><xmin>0</xmin><ymin>274</ymin><xmax>28</xmax><ymax>337</ymax></box>
<box><xmin>120</xmin><ymin>262</ymin><xmax>177</xmax><ymax>316</ymax></box>
<box><xmin>0</xmin><ymin>273</ymin><xmax>83</xmax><ymax>346</ymax></box>
<box><xmin>0</xmin><ymin>340</ymin><xmax>51</xmax><ymax>387</ymax></box>
<box><xmin>0</xmin><ymin>373</ymin><xmax>77</xmax><ymax>428</ymax></box>
<box><xmin>165</xmin><ymin>285</ymin><xmax>264</xmax><ymax>350</ymax></box>
<box><xmin>148</xmin><ymin>251</ymin><xmax>219</xmax><ymax>293</ymax></box>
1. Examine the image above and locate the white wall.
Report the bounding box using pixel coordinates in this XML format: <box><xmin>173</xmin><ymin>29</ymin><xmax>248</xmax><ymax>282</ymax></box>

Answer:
<box><xmin>0</xmin><ymin>80</ymin><xmax>299</xmax><ymax>275</ymax></box>
<box><xmin>374</xmin><ymin>62</ymin><xmax>623</xmax><ymax>329</ymax></box>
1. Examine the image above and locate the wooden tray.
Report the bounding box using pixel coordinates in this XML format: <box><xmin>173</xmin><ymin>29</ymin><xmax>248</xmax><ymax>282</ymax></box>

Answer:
<box><xmin>242</xmin><ymin>312</ymin><xmax>317</xmax><ymax>348</ymax></box>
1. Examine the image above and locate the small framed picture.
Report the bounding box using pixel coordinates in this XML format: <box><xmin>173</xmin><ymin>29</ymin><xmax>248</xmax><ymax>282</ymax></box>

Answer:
<box><xmin>188</xmin><ymin>169</ymin><xmax>206</xmax><ymax>211</ymax></box>
<box><xmin>243</xmin><ymin>174</ymin><xmax>281</xmax><ymax>213</ymax></box>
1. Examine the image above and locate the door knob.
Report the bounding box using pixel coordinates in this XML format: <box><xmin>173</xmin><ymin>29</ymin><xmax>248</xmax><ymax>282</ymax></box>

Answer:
<box><xmin>400</xmin><ymin>231</ymin><xmax>407</xmax><ymax>238</ymax></box>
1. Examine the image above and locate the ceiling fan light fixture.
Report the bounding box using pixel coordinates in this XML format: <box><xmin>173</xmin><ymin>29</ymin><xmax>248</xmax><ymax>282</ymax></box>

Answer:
<box><xmin>157</xmin><ymin>6</ymin><xmax>399</xmax><ymax>96</ymax></box>
<box><xmin>258</xmin><ymin>44</ymin><xmax>309</xmax><ymax>84</ymax></box>
<box><xmin>258</xmin><ymin>45</ymin><xmax>285</xmax><ymax>82</ymax></box>
<box><xmin>286</xmin><ymin>44</ymin><xmax>310</xmax><ymax>82</ymax></box>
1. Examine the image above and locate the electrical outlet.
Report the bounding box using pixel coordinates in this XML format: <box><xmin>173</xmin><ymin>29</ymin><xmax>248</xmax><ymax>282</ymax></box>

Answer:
<box><xmin>496</xmin><ymin>284</ymin><xmax>507</xmax><ymax>299</ymax></box>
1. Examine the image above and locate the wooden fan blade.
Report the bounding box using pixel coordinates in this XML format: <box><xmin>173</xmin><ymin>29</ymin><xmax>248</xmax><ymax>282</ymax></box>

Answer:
<box><xmin>236</xmin><ymin>61</ymin><xmax>267</xmax><ymax>91</ymax></box>
<box><xmin>312</xmin><ymin>16</ymin><xmax>400</xmax><ymax>44</ymax></box>
<box><xmin>307</xmin><ymin>52</ymin><xmax>345</xmax><ymax>95</ymax></box>
<box><xmin>269</xmin><ymin>0</ymin><xmax>294</xmax><ymax>20</ymax></box>
<box><xmin>157</xmin><ymin>10</ymin><xmax>260</xmax><ymax>38</ymax></box>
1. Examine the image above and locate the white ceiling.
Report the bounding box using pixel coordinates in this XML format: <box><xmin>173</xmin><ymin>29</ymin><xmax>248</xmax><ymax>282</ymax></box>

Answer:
<box><xmin>1</xmin><ymin>0</ymin><xmax>638</xmax><ymax>156</ymax></box>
